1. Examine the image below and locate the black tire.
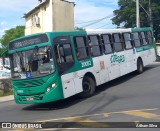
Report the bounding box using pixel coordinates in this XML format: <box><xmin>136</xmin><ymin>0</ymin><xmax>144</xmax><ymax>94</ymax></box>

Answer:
<box><xmin>78</xmin><ymin>76</ymin><xmax>96</xmax><ymax>98</ymax></box>
<box><xmin>137</xmin><ymin>59</ymin><xmax>144</xmax><ymax>74</ymax></box>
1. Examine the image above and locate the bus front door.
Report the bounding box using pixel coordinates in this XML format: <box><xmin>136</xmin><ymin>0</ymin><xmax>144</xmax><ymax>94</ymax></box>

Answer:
<box><xmin>54</xmin><ymin>42</ymin><xmax>76</xmax><ymax>98</ymax></box>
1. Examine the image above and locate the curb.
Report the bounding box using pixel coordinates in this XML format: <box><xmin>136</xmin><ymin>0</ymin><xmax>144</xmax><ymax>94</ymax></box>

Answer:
<box><xmin>0</xmin><ymin>95</ymin><xmax>14</xmax><ymax>103</ymax></box>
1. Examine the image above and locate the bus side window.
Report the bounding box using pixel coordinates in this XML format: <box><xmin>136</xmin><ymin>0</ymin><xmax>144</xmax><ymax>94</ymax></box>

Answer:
<box><xmin>60</xmin><ymin>44</ymin><xmax>74</xmax><ymax>63</ymax></box>
<box><xmin>132</xmin><ymin>32</ymin><xmax>141</xmax><ymax>47</ymax></box>
<box><xmin>88</xmin><ymin>35</ymin><xmax>102</xmax><ymax>57</ymax></box>
<box><xmin>140</xmin><ymin>31</ymin><xmax>148</xmax><ymax>45</ymax></box>
<box><xmin>123</xmin><ymin>33</ymin><xmax>133</xmax><ymax>49</ymax></box>
<box><xmin>101</xmin><ymin>34</ymin><xmax>113</xmax><ymax>54</ymax></box>
<box><xmin>74</xmin><ymin>36</ymin><xmax>89</xmax><ymax>60</ymax></box>
<box><xmin>146</xmin><ymin>31</ymin><xmax>153</xmax><ymax>44</ymax></box>
<box><xmin>54</xmin><ymin>44</ymin><xmax>74</xmax><ymax>64</ymax></box>
<box><xmin>113</xmin><ymin>33</ymin><xmax>123</xmax><ymax>52</ymax></box>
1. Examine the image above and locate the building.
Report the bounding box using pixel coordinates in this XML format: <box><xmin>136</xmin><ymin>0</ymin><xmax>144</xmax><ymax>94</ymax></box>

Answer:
<box><xmin>24</xmin><ymin>0</ymin><xmax>74</xmax><ymax>35</ymax></box>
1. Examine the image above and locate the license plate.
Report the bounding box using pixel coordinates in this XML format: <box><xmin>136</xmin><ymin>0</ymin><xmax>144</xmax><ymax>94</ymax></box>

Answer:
<box><xmin>26</xmin><ymin>97</ymin><xmax>34</xmax><ymax>101</ymax></box>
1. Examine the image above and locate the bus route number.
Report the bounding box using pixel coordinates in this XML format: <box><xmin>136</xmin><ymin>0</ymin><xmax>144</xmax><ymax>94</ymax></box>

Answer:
<box><xmin>81</xmin><ymin>61</ymin><xmax>92</xmax><ymax>68</ymax></box>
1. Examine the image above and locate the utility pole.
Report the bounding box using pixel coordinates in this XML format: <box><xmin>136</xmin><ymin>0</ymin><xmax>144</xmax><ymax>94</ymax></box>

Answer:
<box><xmin>149</xmin><ymin>0</ymin><xmax>153</xmax><ymax>28</ymax></box>
<box><xmin>136</xmin><ymin>0</ymin><xmax>140</xmax><ymax>27</ymax></box>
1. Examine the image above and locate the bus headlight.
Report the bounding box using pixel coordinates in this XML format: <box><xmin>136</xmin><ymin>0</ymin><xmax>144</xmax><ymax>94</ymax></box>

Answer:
<box><xmin>52</xmin><ymin>83</ymin><xmax>56</xmax><ymax>88</ymax></box>
<box><xmin>46</xmin><ymin>83</ymin><xmax>56</xmax><ymax>93</ymax></box>
<box><xmin>46</xmin><ymin>87</ymin><xmax>50</xmax><ymax>93</ymax></box>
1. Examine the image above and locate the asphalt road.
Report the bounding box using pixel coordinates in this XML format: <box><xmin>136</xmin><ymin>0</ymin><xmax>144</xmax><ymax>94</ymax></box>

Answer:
<box><xmin>0</xmin><ymin>62</ymin><xmax>160</xmax><ymax>131</ymax></box>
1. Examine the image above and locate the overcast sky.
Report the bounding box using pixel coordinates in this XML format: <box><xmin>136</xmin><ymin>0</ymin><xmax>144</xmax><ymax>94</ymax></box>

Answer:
<box><xmin>0</xmin><ymin>0</ymin><xmax>118</xmax><ymax>38</ymax></box>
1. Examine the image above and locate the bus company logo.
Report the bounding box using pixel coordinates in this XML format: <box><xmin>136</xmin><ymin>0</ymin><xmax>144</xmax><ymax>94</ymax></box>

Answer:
<box><xmin>110</xmin><ymin>54</ymin><xmax>125</xmax><ymax>63</ymax></box>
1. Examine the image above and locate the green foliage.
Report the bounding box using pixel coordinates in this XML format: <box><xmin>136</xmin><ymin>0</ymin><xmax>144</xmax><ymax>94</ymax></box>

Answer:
<box><xmin>0</xmin><ymin>90</ymin><xmax>13</xmax><ymax>97</ymax></box>
<box><xmin>0</xmin><ymin>26</ymin><xmax>25</xmax><ymax>49</ymax></box>
<box><xmin>112</xmin><ymin>0</ymin><xmax>160</xmax><ymax>41</ymax></box>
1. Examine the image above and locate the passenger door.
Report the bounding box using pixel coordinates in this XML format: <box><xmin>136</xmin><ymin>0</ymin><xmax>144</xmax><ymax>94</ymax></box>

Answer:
<box><xmin>53</xmin><ymin>36</ymin><xmax>76</xmax><ymax>98</ymax></box>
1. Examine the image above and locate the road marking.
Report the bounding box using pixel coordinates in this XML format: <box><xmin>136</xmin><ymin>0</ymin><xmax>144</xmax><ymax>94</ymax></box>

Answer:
<box><xmin>37</xmin><ymin>108</ymin><xmax>158</xmax><ymax>122</ymax></box>
<box><xmin>40</xmin><ymin>128</ymin><xmax>79</xmax><ymax>131</ymax></box>
<box><xmin>122</xmin><ymin>110</ymin><xmax>159</xmax><ymax>119</ymax></box>
<box><xmin>65</xmin><ymin>117</ymin><xmax>95</xmax><ymax>122</ymax></box>
<box><xmin>64</xmin><ymin>117</ymin><xmax>109</xmax><ymax>128</ymax></box>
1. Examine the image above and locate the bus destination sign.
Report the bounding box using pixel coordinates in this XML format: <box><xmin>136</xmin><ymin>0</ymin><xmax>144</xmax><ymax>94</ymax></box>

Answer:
<box><xmin>9</xmin><ymin>34</ymin><xmax>48</xmax><ymax>50</ymax></box>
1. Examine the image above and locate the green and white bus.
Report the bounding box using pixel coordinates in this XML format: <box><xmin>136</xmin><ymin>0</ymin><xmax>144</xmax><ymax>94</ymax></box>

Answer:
<box><xmin>2</xmin><ymin>27</ymin><xmax>157</xmax><ymax>104</ymax></box>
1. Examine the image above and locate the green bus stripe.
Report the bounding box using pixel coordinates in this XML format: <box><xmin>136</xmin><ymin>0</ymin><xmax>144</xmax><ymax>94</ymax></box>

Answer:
<box><xmin>136</xmin><ymin>44</ymin><xmax>155</xmax><ymax>52</ymax></box>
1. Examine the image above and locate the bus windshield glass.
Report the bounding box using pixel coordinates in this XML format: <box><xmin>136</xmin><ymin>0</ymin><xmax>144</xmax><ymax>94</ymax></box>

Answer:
<box><xmin>10</xmin><ymin>46</ymin><xmax>55</xmax><ymax>79</ymax></box>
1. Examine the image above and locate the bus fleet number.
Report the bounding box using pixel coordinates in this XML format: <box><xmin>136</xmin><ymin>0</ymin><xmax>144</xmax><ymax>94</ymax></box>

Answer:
<box><xmin>81</xmin><ymin>61</ymin><xmax>92</xmax><ymax>68</ymax></box>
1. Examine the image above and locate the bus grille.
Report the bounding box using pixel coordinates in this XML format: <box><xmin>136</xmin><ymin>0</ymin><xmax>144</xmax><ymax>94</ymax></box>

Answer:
<box><xmin>13</xmin><ymin>79</ymin><xmax>45</xmax><ymax>88</ymax></box>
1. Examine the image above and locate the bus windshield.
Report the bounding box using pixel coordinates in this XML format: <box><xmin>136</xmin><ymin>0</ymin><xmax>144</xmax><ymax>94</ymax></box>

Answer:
<box><xmin>10</xmin><ymin>46</ymin><xmax>55</xmax><ymax>79</ymax></box>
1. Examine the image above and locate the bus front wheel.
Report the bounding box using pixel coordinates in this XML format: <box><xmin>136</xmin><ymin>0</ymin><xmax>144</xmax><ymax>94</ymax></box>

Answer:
<box><xmin>78</xmin><ymin>76</ymin><xmax>96</xmax><ymax>98</ymax></box>
<box><xmin>137</xmin><ymin>59</ymin><xmax>144</xmax><ymax>74</ymax></box>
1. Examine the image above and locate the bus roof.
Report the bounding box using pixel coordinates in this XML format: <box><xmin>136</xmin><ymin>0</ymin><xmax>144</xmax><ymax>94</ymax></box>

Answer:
<box><xmin>10</xmin><ymin>27</ymin><xmax>152</xmax><ymax>43</ymax></box>
<box><xmin>86</xmin><ymin>27</ymin><xmax>152</xmax><ymax>35</ymax></box>
<box><xmin>86</xmin><ymin>28</ymin><xmax>132</xmax><ymax>35</ymax></box>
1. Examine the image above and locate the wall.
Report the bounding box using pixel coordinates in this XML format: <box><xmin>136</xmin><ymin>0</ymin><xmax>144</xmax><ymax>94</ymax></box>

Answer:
<box><xmin>41</xmin><ymin>0</ymin><xmax>53</xmax><ymax>32</ymax></box>
<box><xmin>25</xmin><ymin>0</ymin><xmax>74</xmax><ymax>35</ymax></box>
<box><xmin>52</xmin><ymin>0</ymin><xmax>74</xmax><ymax>31</ymax></box>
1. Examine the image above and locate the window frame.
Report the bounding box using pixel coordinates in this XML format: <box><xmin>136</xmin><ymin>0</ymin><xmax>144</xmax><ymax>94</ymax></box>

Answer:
<box><xmin>122</xmin><ymin>32</ymin><xmax>133</xmax><ymax>50</ymax></box>
<box><xmin>53</xmin><ymin>36</ymin><xmax>75</xmax><ymax>65</ymax></box>
<box><xmin>60</xmin><ymin>44</ymin><xmax>75</xmax><ymax>63</ymax></box>
<box><xmin>140</xmin><ymin>31</ymin><xmax>148</xmax><ymax>46</ymax></box>
<box><xmin>132</xmin><ymin>32</ymin><xmax>142</xmax><ymax>47</ymax></box>
<box><xmin>146</xmin><ymin>31</ymin><xmax>153</xmax><ymax>45</ymax></box>
<box><xmin>112</xmin><ymin>33</ymin><xmax>124</xmax><ymax>52</ymax></box>
<box><xmin>31</xmin><ymin>12</ymin><xmax>39</xmax><ymax>27</ymax></box>
<box><xmin>73</xmin><ymin>36</ymin><xmax>90</xmax><ymax>61</ymax></box>
<box><xmin>88</xmin><ymin>35</ymin><xmax>103</xmax><ymax>57</ymax></box>
<box><xmin>101</xmin><ymin>34</ymin><xmax>113</xmax><ymax>54</ymax></box>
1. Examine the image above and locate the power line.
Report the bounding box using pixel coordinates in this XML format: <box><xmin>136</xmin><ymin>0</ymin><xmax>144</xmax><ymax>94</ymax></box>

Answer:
<box><xmin>95</xmin><ymin>23</ymin><xmax>113</xmax><ymax>29</ymax></box>
<box><xmin>75</xmin><ymin>19</ymin><xmax>105</xmax><ymax>25</ymax></box>
<box><xmin>75</xmin><ymin>14</ymin><xmax>113</xmax><ymax>25</ymax></box>
<box><xmin>80</xmin><ymin>14</ymin><xmax>113</xmax><ymax>28</ymax></box>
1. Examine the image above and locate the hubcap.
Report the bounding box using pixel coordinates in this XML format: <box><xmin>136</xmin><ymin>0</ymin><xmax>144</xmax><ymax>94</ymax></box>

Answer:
<box><xmin>83</xmin><ymin>82</ymin><xmax>91</xmax><ymax>92</ymax></box>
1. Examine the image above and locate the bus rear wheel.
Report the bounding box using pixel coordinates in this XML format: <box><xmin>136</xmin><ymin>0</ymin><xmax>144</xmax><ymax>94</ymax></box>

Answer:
<box><xmin>137</xmin><ymin>59</ymin><xmax>144</xmax><ymax>74</ymax></box>
<box><xmin>78</xmin><ymin>76</ymin><xmax>96</xmax><ymax>98</ymax></box>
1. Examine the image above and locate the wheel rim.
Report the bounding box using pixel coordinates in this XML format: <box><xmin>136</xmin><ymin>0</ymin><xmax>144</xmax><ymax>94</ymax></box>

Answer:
<box><xmin>83</xmin><ymin>81</ymin><xmax>91</xmax><ymax>92</ymax></box>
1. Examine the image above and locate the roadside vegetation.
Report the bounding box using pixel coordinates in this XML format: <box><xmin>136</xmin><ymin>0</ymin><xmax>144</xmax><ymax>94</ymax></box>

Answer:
<box><xmin>0</xmin><ymin>90</ymin><xmax>13</xmax><ymax>97</ymax></box>
<box><xmin>0</xmin><ymin>79</ymin><xmax>12</xmax><ymax>97</ymax></box>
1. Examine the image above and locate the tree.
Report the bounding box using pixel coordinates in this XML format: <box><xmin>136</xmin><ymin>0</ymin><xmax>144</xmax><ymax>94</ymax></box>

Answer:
<box><xmin>112</xmin><ymin>0</ymin><xmax>160</xmax><ymax>40</ymax></box>
<box><xmin>0</xmin><ymin>26</ymin><xmax>25</xmax><ymax>49</ymax></box>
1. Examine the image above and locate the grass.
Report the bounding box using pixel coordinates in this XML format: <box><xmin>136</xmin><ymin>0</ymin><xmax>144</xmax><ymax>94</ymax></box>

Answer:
<box><xmin>0</xmin><ymin>90</ymin><xmax>13</xmax><ymax>97</ymax></box>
